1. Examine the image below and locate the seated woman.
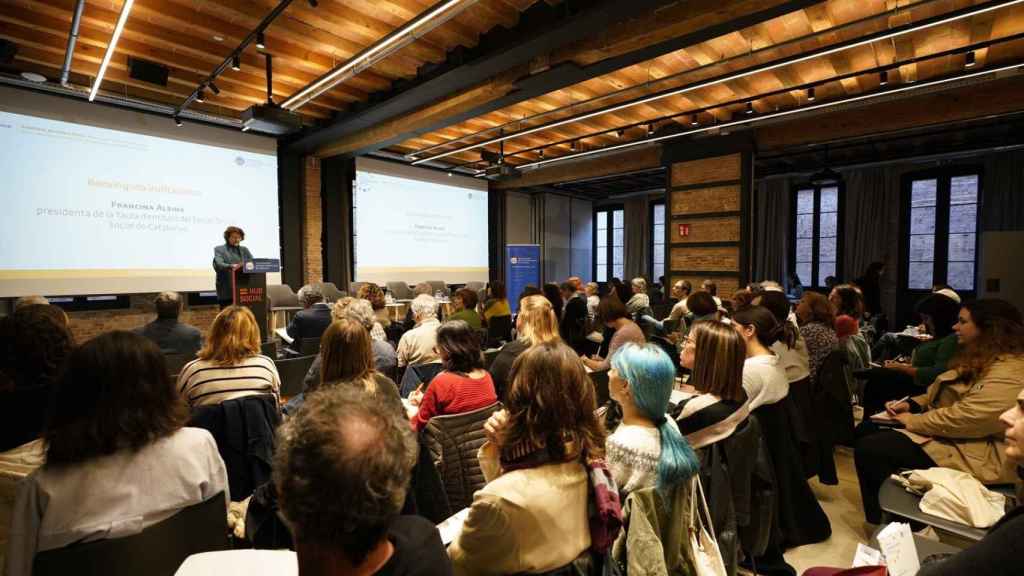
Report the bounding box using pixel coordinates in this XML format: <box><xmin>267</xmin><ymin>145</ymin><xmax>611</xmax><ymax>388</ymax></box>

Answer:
<box><xmin>542</xmin><ymin>283</ymin><xmax>564</xmax><ymax>321</ymax></box>
<box><xmin>448</xmin><ymin>288</ymin><xmax>482</xmax><ymax>330</ymax></box>
<box><xmin>4</xmin><ymin>332</ymin><xmax>227</xmax><ymax>576</ymax></box>
<box><xmin>756</xmin><ymin>291</ymin><xmax>810</xmax><ymax>385</ymax></box>
<box><xmin>796</xmin><ymin>292</ymin><xmax>838</xmax><ymax>387</ymax></box>
<box><xmin>861</xmin><ymin>292</ymin><xmax>961</xmax><ymax>416</ymax></box>
<box><xmin>448</xmin><ymin>342</ymin><xmax>606</xmax><ymax>575</ymax></box>
<box><xmin>301</xmin><ymin>298</ymin><xmax>398</xmax><ymax>393</ymax></box>
<box><xmin>829</xmin><ymin>283</ymin><xmax>875</xmax><ymax>345</ymax></box>
<box><xmin>409</xmin><ymin>320</ymin><xmax>497</xmax><ymax>431</ymax></box>
<box><xmin>489</xmin><ymin>295</ymin><xmax>561</xmax><ymax>401</ymax></box>
<box><xmin>732</xmin><ymin>305</ymin><xmax>790</xmax><ymax>410</ymax></box>
<box><xmin>581</xmin><ymin>297</ymin><xmax>646</xmax><ymax>372</ymax></box>
<box><xmin>481</xmin><ymin>281</ymin><xmax>511</xmax><ymax>327</ymax></box>
<box><xmin>177</xmin><ymin>306</ymin><xmax>280</xmax><ymax>408</ymax></box>
<box><xmin>607</xmin><ymin>343</ymin><xmax>698</xmax><ymax>494</ymax></box>
<box><xmin>854</xmin><ymin>299</ymin><xmax>1024</xmax><ymax>524</ymax></box>
<box><xmin>356</xmin><ymin>283</ymin><xmax>391</xmax><ymax>333</ymax></box>
<box><xmin>674</xmin><ymin>320</ymin><xmax>749</xmax><ymax>449</ymax></box>
<box><xmin>1</xmin><ymin>305</ymin><xmax>74</xmax><ymax>565</ymax></box>
<box><xmin>625</xmin><ymin>277</ymin><xmax>653</xmax><ymax>318</ymax></box>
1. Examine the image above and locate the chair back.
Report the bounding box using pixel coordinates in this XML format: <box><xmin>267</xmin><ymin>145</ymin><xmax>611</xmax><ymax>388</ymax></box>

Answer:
<box><xmin>165</xmin><ymin>352</ymin><xmax>193</xmax><ymax>378</ymax></box>
<box><xmin>464</xmin><ymin>281</ymin><xmax>485</xmax><ymax>293</ymax></box>
<box><xmin>487</xmin><ymin>314</ymin><xmax>512</xmax><ymax>344</ymax></box>
<box><xmin>275</xmin><ymin>354</ymin><xmax>317</xmax><ymax>398</ymax></box>
<box><xmin>483</xmin><ymin>348</ymin><xmax>500</xmax><ymax>370</ymax></box>
<box><xmin>298</xmin><ymin>337</ymin><xmax>321</xmax><ymax>356</ymax></box>
<box><xmin>400</xmin><ymin>363</ymin><xmax>445</xmax><ymax>397</ymax></box>
<box><xmin>32</xmin><ymin>492</ymin><xmax>229</xmax><ymax>576</ymax></box>
<box><xmin>426</xmin><ymin>280</ymin><xmax>448</xmax><ymax>297</ymax></box>
<box><xmin>589</xmin><ymin>369</ymin><xmax>611</xmax><ymax>407</ymax></box>
<box><xmin>267</xmin><ymin>284</ymin><xmax>299</xmax><ymax>308</ymax></box>
<box><xmin>387</xmin><ymin>281</ymin><xmax>414</xmax><ymax>300</ymax></box>
<box><xmin>422</xmin><ymin>403</ymin><xmax>501</xmax><ymax>511</ymax></box>
<box><xmin>260</xmin><ymin>340</ymin><xmax>277</xmax><ymax>359</ymax></box>
<box><xmin>319</xmin><ymin>282</ymin><xmax>344</xmax><ymax>303</ymax></box>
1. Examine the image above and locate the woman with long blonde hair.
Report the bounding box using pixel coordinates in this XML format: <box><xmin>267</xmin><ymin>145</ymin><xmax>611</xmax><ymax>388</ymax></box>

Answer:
<box><xmin>177</xmin><ymin>306</ymin><xmax>280</xmax><ymax>408</ymax></box>
<box><xmin>488</xmin><ymin>294</ymin><xmax>561</xmax><ymax>401</ymax></box>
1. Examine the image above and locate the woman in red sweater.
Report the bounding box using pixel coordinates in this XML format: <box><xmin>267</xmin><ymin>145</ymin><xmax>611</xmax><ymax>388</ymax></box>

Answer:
<box><xmin>409</xmin><ymin>319</ymin><xmax>497</xmax><ymax>430</ymax></box>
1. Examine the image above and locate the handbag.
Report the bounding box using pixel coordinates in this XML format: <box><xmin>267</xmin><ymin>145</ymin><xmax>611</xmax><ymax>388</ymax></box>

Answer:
<box><xmin>689</xmin><ymin>475</ymin><xmax>728</xmax><ymax>576</ymax></box>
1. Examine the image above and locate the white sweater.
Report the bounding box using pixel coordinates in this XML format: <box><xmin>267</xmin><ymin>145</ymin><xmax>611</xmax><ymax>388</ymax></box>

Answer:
<box><xmin>742</xmin><ymin>354</ymin><xmax>790</xmax><ymax>410</ymax></box>
<box><xmin>606</xmin><ymin>419</ymin><xmax>680</xmax><ymax>494</ymax></box>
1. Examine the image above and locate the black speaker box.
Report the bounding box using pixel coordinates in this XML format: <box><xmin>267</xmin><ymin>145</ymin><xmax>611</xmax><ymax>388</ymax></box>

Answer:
<box><xmin>127</xmin><ymin>57</ymin><xmax>168</xmax><ymax>86</ymax></box>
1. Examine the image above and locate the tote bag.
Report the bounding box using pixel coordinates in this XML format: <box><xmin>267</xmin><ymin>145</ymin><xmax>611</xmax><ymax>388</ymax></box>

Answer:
<box><xmin>689</xmin><ymin>475</ymin><xmax>728</xmax><ymax>576</ymax></box>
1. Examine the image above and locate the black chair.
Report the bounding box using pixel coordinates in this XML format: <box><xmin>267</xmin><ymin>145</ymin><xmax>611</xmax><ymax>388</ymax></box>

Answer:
<box><xmin>165</xmin><ymin>352</ymin><xmax>193</xmax><ymax>378</ymax></box>
<box><xmin>298</xmin><ymin>337</ymin><xmax>321</xmax><ymax>356</ymax></box>
<box><xmin>32</xmin><ymin>492</ymin><xmax>229</xmax><ymax>576</ymax></box>
<box><xmin>483</xmin><ymin>348</ymin><xmax>501</xmax><ymax>370</ymax></box>
<box><xmin>487</xmin><ymin>314</ymin><xmax>512</xmax><ymax>344</ymax></box>
<box><xmin>275</xmin><ymin>354</ymin><xmax>317</xmax><ymax>398</ymax></box>
<box><xmin>589</xmin><ymin>369</ymin><xmax>610</xmax><ymax>407</ymax></box>
<box><xmin>260</xmin><ymin>340</ymin><xmax>277</xmax><ymax>359</ymax></box>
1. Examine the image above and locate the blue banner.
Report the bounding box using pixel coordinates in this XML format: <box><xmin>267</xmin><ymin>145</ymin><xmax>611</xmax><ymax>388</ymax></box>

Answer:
<box><xmin>505</xmin><ymin>244</ymin><xmax>541</xmax><ymax>315</ymax></box>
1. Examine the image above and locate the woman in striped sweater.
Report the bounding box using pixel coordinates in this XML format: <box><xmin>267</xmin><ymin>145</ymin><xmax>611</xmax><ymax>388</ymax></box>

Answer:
<box><xmin>177</xmin><ymin>306</ymin><xmax>280</xmax><ymax>408</ymax></box>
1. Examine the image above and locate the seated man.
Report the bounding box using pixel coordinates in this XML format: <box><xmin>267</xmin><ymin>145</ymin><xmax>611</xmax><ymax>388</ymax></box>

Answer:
<box><xmin>134</xmin><ymin>291</ymin><xmax>202</xmax><ymax>357</ymax></box>
<box><xmin>397</xmin><ymin>294</ymin><xmax>441</xmax><ymax>369</ymax></box>
<box><xmin>286</xmin><ymin>286</ymin><xmax>333</xmax><ymax>344</ymax></box>
<box><xmin>177</xmin><ymin>386</ymin><xmax>452</xmax><ymax>576</ymax></box>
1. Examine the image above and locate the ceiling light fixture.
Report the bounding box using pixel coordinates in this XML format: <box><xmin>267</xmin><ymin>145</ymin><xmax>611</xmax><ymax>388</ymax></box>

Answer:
<box><xmin>196</xmin><ymin>89</ymin><xmax>206</xmax><ymax>103</ymax></box>
<box><xmin>570</xmin><ymin>140</ymin><xmax>577</xmax><ymax>151</ymax></box>
<box><xmin>647</xmin><ymin>123</ymin><xmax>655</xmax><ymax>136</ymax></box>
<box><xmin>690</xmin><ymin>114</ymin><xmax>699</xmax><ymax>126</ymax></box>
<box><xmin>231</xmin><ymin>55</ymin><xmax>241</xmax><ymax>71</ymax></box>
<box><xmin>807</xmin><ymin>87</ymin><xmax>816</xmax><ymax>101</ymax></box>
<box><xmin>281</xmin><ymin>0</ymin><xmax>475</xmax><ymax>110</ymax></box>
<box><xmin>88</xmin><ymin>0</ymin><xmax>135</xmax><ymax>101</ymax></box>
<box><xmin>173</xmin><ymin>115</ymin><xmax>183</xmax><ymax>127</ymax></box>
<box><xmin>880</xmin><ymin>70</ymin><xmax>889</xmax><ymax>85</ymax></box>
<box><xmin>409</xmin><ymin>0</ymin><xmax>1024</xmax><ymax>166</ymax></box>
<box><xmin>514</xmin><ymin>61</ymin><xmax>1022</xmax><ymax>171</ymax></box>
<box><xmin>965</xmin><ymin>50</ymin><xmax>976</xmax><ymax>67</ymax></box>
<box><xmin>256</xmin><ymin>32</ymin><xmax>266</xmax><ymax>50</ymax></box>
<box><xmin>616</xmin><ymin>129</ymin><xmax>624</xmax><ymax>138</ymax></box>
<box><xmin>745</xmin><ymin>102</ymin><xmax>754</xmax><ymax>115</ymax></box>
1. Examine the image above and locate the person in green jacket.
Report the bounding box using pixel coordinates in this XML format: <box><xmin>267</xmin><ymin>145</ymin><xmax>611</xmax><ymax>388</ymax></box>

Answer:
<box><xmin>862</xmin><ymin>292</ymin><xmax>961</xmax><ymax>415</ymax></box>
<box><xmin>447</xmin><ymin>287</ymin><xmax>482</xmax><ymax>330</ymax></box>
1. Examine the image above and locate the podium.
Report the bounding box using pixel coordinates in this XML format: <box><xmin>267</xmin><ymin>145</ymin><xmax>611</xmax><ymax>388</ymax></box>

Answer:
<box><xmin>231</xmin><ymin>258</ymin><xmax>280</xmax><ymax>342</ymax></box>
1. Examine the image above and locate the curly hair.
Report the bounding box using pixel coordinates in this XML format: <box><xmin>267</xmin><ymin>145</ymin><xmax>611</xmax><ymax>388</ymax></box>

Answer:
<box><xmin>0</xmin><ymin>304</ymin><xmax>73</xmax><ymax>393</ymax></box>
<box><xmin>274</xmin><ymin>386</ymin><xmax>417</xmax><ymax>565</ymax></box>
<box><xmin>44</xmin><ymin>331</ymin><xmax>187</xmax><ymax>465</ymax></box>
<box><xmin>357</xmin><ymin>284</ymin><xmax>386</xmax><ymax>311</ymax></box>
<box><xmin>952</xmin><ymin>299</ymin><xmax>1024</xmax><ymax>381</ymax></box>
<box><xmin>502</xmin><ymin>342</ymin><xmax>606</xmax><ymax>463</ymax></box>
<box><xmin>223</xmin><ymin>226</ymin><xmax>245</xmax><ymax>242</ymax></box>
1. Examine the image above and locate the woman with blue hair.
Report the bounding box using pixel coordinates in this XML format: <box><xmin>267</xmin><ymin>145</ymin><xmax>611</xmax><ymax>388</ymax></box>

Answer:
<box><xmin>606</xmin><ymin>342</ymin><xmax>699</xmax><ymax>494</ymax></box>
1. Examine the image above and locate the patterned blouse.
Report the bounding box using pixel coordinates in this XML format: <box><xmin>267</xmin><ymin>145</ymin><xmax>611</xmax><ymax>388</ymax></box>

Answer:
<box><xmin>799</xmin><ymin>321</ymin><xmax>838</xmax><ymax>386</ymax></box>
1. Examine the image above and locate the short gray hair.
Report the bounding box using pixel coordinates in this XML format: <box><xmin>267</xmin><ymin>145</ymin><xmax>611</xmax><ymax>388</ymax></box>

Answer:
<box><xmin>343</xmin><ymin>299</ymin><xmax>377</xmax><ymax>330</ymax></box>
<box><xmin>411</xmin><ymin>294</ymin><xmax>437</xmax><ymax>320</ymax></box>
<box><xmin>154</xmin><ymin>291</ymin><xmax>183</xmax><ymax>319</ymax></box>
<box><xmin>298</xmin><ymin>285</ymin><xmax>324</xmax><ymax>307</ymax></box>
<box><xmin>274</xmin><ymin>385</ymin><xmax>417</xmax><ymax>563</ymax></box>
<box><xmin>14</xmin><ymin>295</ymin><xmax>49</xmax><ymax>310</ymax></box>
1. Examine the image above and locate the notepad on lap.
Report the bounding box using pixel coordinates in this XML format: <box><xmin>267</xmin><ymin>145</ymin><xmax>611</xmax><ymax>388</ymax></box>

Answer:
<box><xmin>437</xmin><ymin>508</ymin><xmax>470</xmax><ymax>545</ymax></box>
<box><xmin>870</xmin><ymin>410</ymin><xmax>904</xmax><ymax>427</ymax></box>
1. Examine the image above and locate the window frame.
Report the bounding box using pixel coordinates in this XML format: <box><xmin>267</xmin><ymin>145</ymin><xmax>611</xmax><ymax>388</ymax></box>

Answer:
<box><xmin>650</xmin><ymin>200</ymin><xmax>666</xmax><ymax>282</ymax></box>
<box><xmin>899</xmin><ymin>166</ymin><xmax>982</xmax><ymax>295</ymax></box>
<box><xmin>788</xmin><ymin>182</ymin><xmax>846</xmax><ymax>290</ymax></box>
<box><xmin>593</xmin><ymin>204</ymin><xmax>625</xmax><ymax>284</ymax></box>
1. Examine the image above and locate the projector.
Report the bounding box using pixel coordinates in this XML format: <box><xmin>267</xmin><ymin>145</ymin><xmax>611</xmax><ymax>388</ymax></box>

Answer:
<box><xmin>483</xmin><ymin>164</ymin><xmax>520</xmax><ymax>179</ymax></box>
<box><xmin>241</xmin><ymin>104</ymin><xmax>303</xmax><ymax>135</ymax></box>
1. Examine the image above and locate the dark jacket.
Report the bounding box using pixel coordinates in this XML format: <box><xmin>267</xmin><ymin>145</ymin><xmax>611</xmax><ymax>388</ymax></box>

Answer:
<box><xmin>488</xmin><ymin>339</ymin><xmax>527</xmax><ymax>402</ymax></box>
<box><xmin>560</xmin><ymin>294</ymin><xmax>589</xmax><ymax>355</ymax></box>
<box><xmin>134</xmin><ymin>318</ymin><xmax>203</xmax><ymax>357</ymax></box>
<box><xmin>917</xmin><ymin>504</ymin><xmax>1024</xmax><ymax>576</ymax></box>
<box><xmin>286</xmin><ymin>302</ymin><xmax>333</xmax><ymax>343</ymax></box>
<box><xmin>421</xmin><ymin>403</ymin><xmax>500</xmax><ymax>511</ymax></box>
<box><xmin>188</xmin><ymin>394</ymin><xmax>281</xmax><ymax>502</ymax></box>
<box><xmin>213</xmin><ymin>243</ymin><xmax>254</xmax><ymax>301</ymax></box>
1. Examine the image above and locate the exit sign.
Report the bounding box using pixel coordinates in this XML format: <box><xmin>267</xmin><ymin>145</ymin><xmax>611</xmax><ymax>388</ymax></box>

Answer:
<box><xmin>678</xmin><ymin>223</ymin><xmax>690</xmax><ymax>237</ymax></box>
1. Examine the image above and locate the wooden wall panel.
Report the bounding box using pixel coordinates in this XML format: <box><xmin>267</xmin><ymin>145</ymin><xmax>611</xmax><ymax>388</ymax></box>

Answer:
<box><xmin>671</xmin><ymin>185</ymin><xmax>741</xmax><ymax>216</ymax></box>
<box><xmin>670</xmin><ymin>154</ymin><xmax>741</xmax><ymax>187</ymax></box>
<box><xmin>670</xmin><ymin>246</ymin><xmax>740</xmax><ymax>272</ymax></box>
<box><xmin>670</xmin><ymin>216</ymin><xmax>741</xmax><ymax>243</ymax></box>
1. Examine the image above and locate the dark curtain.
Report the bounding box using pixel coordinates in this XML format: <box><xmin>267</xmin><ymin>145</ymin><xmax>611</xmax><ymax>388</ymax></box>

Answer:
<box><xmin>753</xmin><ymin>177</ymin><xmax>790</xmax><ymax>284</ymax></box>
<box><xmin>842</xmin><ymin>166</ymin><xmax>902</xmax><ymax>323</ymax></box>
<box><xmin>623</xmin><ymin>195</ymin><xmax>650</xmax><ymax>280</ymax></box>
<box><xmin>320</xmin><ymin>156</ymin><xmax>354</xmax><ymax>292</ymax></box>
<box><xmin>488</xmin><ymin>186</ymin><xmax>506</xmax><ymax>285</ymax></box>
<box><xmin>982</xmin><ymin>149</ymin><xmax>1024</xmax><ymax>231</ymax></box>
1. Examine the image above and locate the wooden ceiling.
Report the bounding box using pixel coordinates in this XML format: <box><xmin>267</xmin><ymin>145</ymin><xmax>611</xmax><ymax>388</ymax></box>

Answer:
<box><xmin>387</xmin><ymin>0</ymin><xmax>1024</xmax><ymax>172</ymax></box>
<box><xmin>0</xmin><ymin>0</ymin><xmax>543</xmax><ymax>120</ymax></box>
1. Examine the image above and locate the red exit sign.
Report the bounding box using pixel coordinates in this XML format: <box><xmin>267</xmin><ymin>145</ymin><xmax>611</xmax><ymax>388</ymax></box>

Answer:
<box><xmin>678</xmin><ymin>224</ymin><xmax>690</xmax><ymax>237</ymax></box>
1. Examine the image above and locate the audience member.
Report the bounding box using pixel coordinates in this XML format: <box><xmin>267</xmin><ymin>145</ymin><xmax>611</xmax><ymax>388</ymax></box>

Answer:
<box><xmin>863</xmin><ymin>292</ymin><xmax>961</xmax><ymax>416</ymax></box>
<box><xmin>5</xmin><ymin>331</ymin><xmax>227</xmax><ymax>576</ymax></box>
<box><xmin>489</xmin><ymin>295</ymin><xmax>561</xmax><ymax>401</ymax></box>
<box><xmin>481</xmin><ymin>281</ymin><xmax>511</xmax><ymax>327</ymax></box>
<box><xmin>397</xmin><ymin>294</ymin><xmax>441</xmax><ymax>368</ymax></box>
<box><xmin>582</xmin><ymin>297</ymin><xmax>645</xmax><ymax>372</ymax></box>
<box><xmin>932</xmin><ymin>285</ymin><xmax>961</xmax><ymax>304</ymax></box>
<box><xmin>134</xmin><ymin>291</ymin><xmax>203</xmax><ymax>357</ymax></box>
<box><xmin>607</xmin><ymin>343</ymin><xmax>698</xmax><ymax>494</ymax></box>
<box><xmin>649</xmin><ymin>275</ymin><xmax>666</xmax><ymax>305</ymax></box>
<box><xmin>674</xmin><ymin>320</ymin><xmax>749</xmax><ymax>448</ymax></box>
<box><xmin>357</xmin><ymin>283</ymin><xmax>392</xmax><ymax>329</ymax></box>
<box><xmin>796</xmin><ymin>292</ymin><xmax>839</xmax><ymax>387</ymax></box>
<box><xmin>686</xmin><ymin>291</ymin><xmax>721</xmax><ymax>326</ymax></box>
<box><xmin>303</xmin><ymin>298</ymin><xmax>397</xmax><ymax>392</ymax></box>
<box><xmin>448</xmin><ymin>342</ymin><xmax>606</xmax><ymax>574</ymax></box>
<box><xmin>12</xmin><ymin>295</ymin><xmax>48</xmax><ymax>310</ymax></box>
<box><xmin>542</xmin><ymin>282</ymin><xmax>564</xmax><ymax>320</ymax></box>
<box><xmin>409</xmin><ymin>320</ymin><xmax>496</xmax><ymax>431</ymax></box>
<box><xmin>854</xmin><ymin>299</ymin><xmax>1024</xmax><ymax>524</ymax></box>
<box><xmin>274</xmin><ymin>386</ymin><xmax>451</xmax><ymax>576</ymax></box>
<box><xmin>756</xmin><ymin>291</ymin><xmax>810</xmax><ymax>385</ymax></box>
<box><xmin>731</xmin><ymin>288</ymin><xmax>755</xmax><ymax>310</ymax></box>
<box><xmin>855</xmin><ymin>261</ymin><xmax>885</xmax><ymax>318</ymax></box>
<box><xmin>177</xmin><ymin>306</ymin><xmax>281</xmax><ymax>408</ymax></box>
<box><xmin>732</xmin><ymin>305</ymin><xmax>789</xmax><ymax>410</ymax></box>
<box><xmin>559</xmin><ymin>281</ymin><xmax>589</xmax><ymax>355</ymax></box>
<box><xmin>829</xmin><ymin>283</ymin><xmax>875</xmax><ymax>344</ymax></box>
<box><xmin>448</xmin><ymin>288</ymin><xmax>482</xmax><ymax>330</ymax></box>
<box><xmin>287</xmin><ymin>285</ymin><xmax>333</xmax><ymax>343</ymax></box>
<box><xmin>585</xmin><ymin>282</ymin><xmax>600</xmax><ymax>321</ymax></box>
<box><xmin>608</xmin><ymin>277</ymin><xmax>627</xmax><ymax>302</ymax></box>
<box><xmin>824</xmin><ymin>276</ymin><xmax>839</xmax><ymax>291</ymax></box>
<box><xmin>625</xmin><ymin>277</ymin><xmax>653</xmax><ymax>317</ymax></box>
<box><xmin>702</xmin><ymin>279</ymin><xmax>723</xmax><ymax>306</ymax></box>
<box><xmin>836</xmin><ymin>314</ymin><xmax>871</xmax><ymax>372</ymax></box>
<box><xmin>873</xmin><ymin>291</ymin><xmax>959</xmax><ymax>361</ymax></box>
<box><xmin>667</xmin><ymin>280</ymin><xmax>692</xmax><ymax>316</ymax></box>
<box><xmin>786</xmin><ymin>272</ymin><xmax>804</xmax><ymax>299</ymax></box>
<box><xmin>403</xmin><ymin>282</ymin><xmax>435</xmax><ymax>330</ymax></box>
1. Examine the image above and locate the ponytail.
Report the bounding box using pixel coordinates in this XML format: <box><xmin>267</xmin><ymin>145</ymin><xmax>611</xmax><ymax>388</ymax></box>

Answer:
<box><xmin>656</xmin><ymin>416</ymin><xmax>700</xmax><ymax>488</ymax></box>
<box><xmin>753</xmin><ymin>291</ymin><xmax>799</xmax><ymax>349</ymax></box>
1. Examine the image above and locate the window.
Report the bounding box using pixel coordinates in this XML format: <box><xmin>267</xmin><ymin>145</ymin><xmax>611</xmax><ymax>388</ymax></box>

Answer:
<box><xmin>904</xmin><ymin>171</ymin><xmax>979</xmax><ymax>291</ymax></box>
<box><xmin>595</xmin><ymin>207</ymin><xmax>624</xmax><ymax>283</ymax></box>
<box><xmin>791</xmin><ymin>184</ymin><xmax>842</xmax><ymax>288</ymax></box>
<box><xmin>651</xmin><ymin>201</ymin><xmax>666</xmax><ymax>281</ymax></box>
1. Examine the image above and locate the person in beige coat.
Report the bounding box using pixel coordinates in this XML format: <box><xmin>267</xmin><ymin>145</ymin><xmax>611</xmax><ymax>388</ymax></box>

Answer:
<box><xmin>854</xmin><ymin>299</ymin><xmax>1024</xmax><ymax>523</ymax></box>
<box><xmin>448</xmin><ymin>342</ymin><xmax>607</xmax><ymax>576</ymax></box>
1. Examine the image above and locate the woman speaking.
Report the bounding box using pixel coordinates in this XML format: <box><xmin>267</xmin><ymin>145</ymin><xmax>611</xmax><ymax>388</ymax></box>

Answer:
<box><xmin>212</xmin><ymin>226</ymin><xmax>253</xmax><ymax>309</ymax></box>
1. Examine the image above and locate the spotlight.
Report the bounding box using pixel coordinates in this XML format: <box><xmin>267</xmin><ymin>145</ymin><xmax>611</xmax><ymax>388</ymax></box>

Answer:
<box><xmin>616</xmin><ymin>129</ymin><xmax>624</xmax><ymax>138</ymax></box>
<box><xmin>647</xmin><ymin>123</ymin><xmax>654</xmax><ymax>136</ymax></box>
<box><xmin>745</xmin><ymin>101</ymin><xmax>754</xmax><ymax>115</ymax></box>
<box><xmin>231</xmin><ymin>55</ymin><xmax>241</xmax><ymax>71</ymax></box>
<box><xmin>538</xmin><ymin>148</ymin><xmax>544</xmax><ymax>159</ymax></box>
<box><xmin>880</xmin><ymin>70</ymin><xmax>888</xmax><ymax>85</ymax></box>
<box><xmin>965</xmin><ymin>50</ymin><xmax>976</xmax><ymax>68</ymax></box>
<box><xmin>256</xmin><ymin>32</ymin><xmax>266</xmax><ymax>50</ymax></box>
<box><xmin>173</xmin><ymin>115</ymin><xmax>182</xmax><ymax>127</ymax></box>
<box><xmin>570</xmin><ymin>140</ymin><xmax>577</xmax><ymax>151</ymax></box>
<box><xmin>690</xmin><ymin>114</ymin><xmax>699</xmax><ymax>126</ymax></box>
<box><xmin>208</xmin><ymin>82</ymin><xmax>220</xmax><ymax>95</ymax></box>
<box><xmin>241</xmin><ymin>125</ymin><xmax>250</xmax><ymax>132</ymax></box>
<box><xmin>447</xmin><ymin>171</ymin><xmax>453</xmax><ymax>177</ymax></box>
<box><xmin>196</xmin><ymin>89</ymin><xmax>205</xmax><ymax>103</ymax></box>
<box><xmin>807</xmin><ymin>87</ymin><xmax>815</xmax><ymax>102</ymax></box>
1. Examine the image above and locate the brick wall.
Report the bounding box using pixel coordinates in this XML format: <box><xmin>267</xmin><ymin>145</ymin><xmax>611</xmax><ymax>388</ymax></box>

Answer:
<box><xmin>302</xmin><ymin>157</ymin><xmax>323</xmax><ymax>286</ymax></box>
<box><xmin>66</xmin><ymin>294</ymin><xmax>219</xmax><ymax>343</ymax></box>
